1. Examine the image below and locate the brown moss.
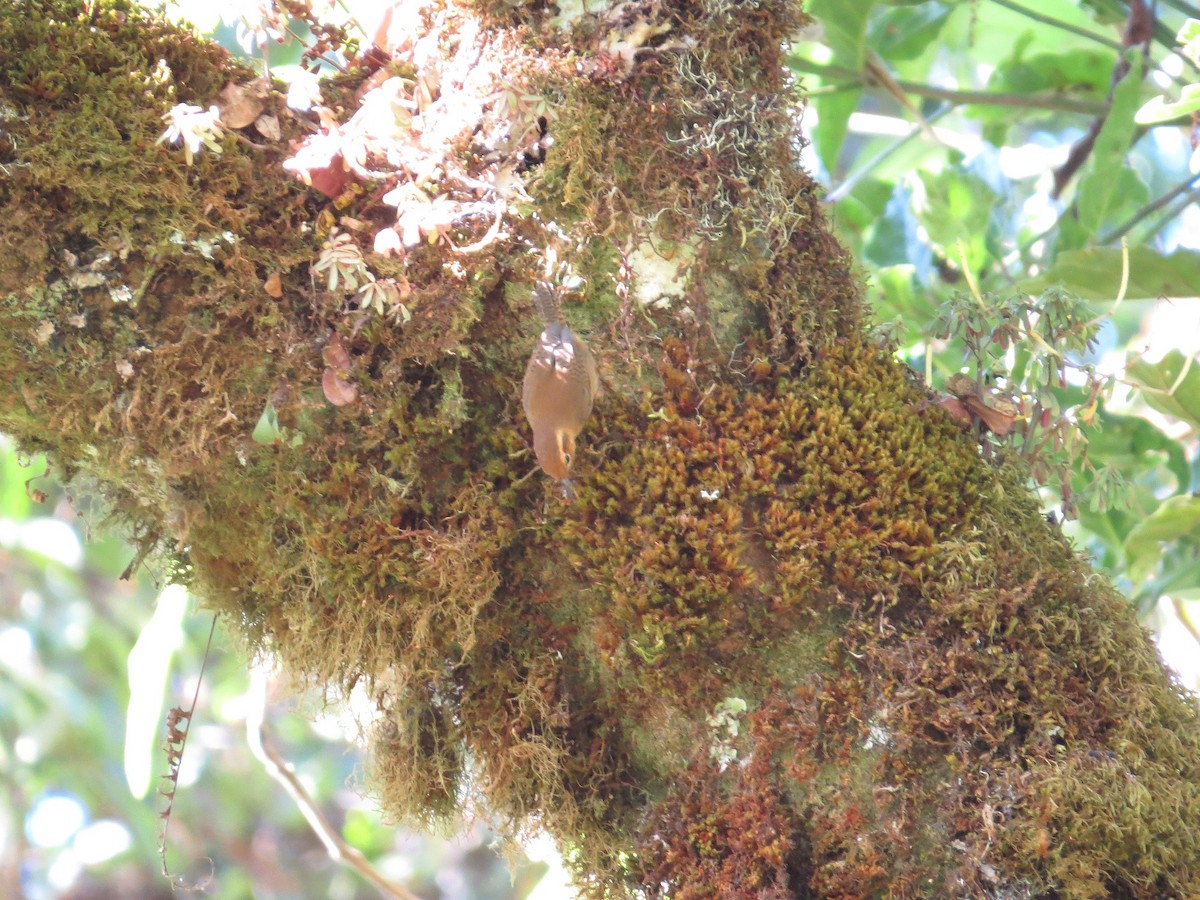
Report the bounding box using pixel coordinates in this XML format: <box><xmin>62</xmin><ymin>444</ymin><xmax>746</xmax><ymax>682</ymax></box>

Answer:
<box><xmin>636</xmin><ymin>758</ymin><xmax>806</xmax><ymax>899</ymax></box>
<box><xmin>563</xmin><ymin>339</ymin><xmax>987</xmax><ymax>688</ymax></box>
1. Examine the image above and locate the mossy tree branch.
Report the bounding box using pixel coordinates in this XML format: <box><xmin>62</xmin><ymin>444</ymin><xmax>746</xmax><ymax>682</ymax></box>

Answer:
<box><xmin>2</xmin><ymin>1</ymin><xmax>1199</xmax><ymax>897</ymax></box>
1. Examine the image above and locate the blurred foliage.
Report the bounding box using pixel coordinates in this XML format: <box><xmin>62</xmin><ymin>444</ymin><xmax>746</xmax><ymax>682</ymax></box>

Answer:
<box><xmin>1</xmin><ymin>3</ymin><xmax>555</xmax><ymax>896</ymax></box>
<box><xmin>0</xmin><ymin>440</ymin><xmax>551</xmax><ymax>898</ymax></box>
<box><xmin>792</xmin><ymin>0</ymin><xmax>1200</xmax><ymax>615</ymax></box>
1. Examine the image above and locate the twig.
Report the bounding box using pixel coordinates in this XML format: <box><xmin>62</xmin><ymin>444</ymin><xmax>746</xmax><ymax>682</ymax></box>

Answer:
<box><xmin>890</xmin><ymin>80</ymin><xmax>1104</xmax><ymax>115</ymax></box>
<box><xmin>825</xmin><ymin>105</ymin><xmax>953</xmax><ymax>203</ymax></box>
<box><xmin>1136</xmin><ymin>184</ymin><xmax>1200</xmax><ymax>243</ymax></box>
<box><xmin>244</xmin><ymin>668</ymin><xmax>424</xmax><ymax>900</ymax></box>
<box><xmin>1098</xmin><ymin>171</ymin><xmax>1200</xmax><ymax>244</ymax></box>
<box><xmin>282</xmin><ymin>23</ymin><xmax>348</xmax><ymax>73</ymax></box>
<box><xmin>1159</xmin><ymin>0</ymin><xmax>1200</xmax><ymax>18</ymax></box>
<box><xmin>790</xmin><ymin>59</ymin><xmax>1110</xmax><ymax>115</ymax></box>
<box><xmin>1022</xmin><ymin>0</ymin><xmax>1200</xmax><ymax>77</ymax></box>
<box><xmin>863</xmin><ymin>51</ymin><xmax>944</xmax><ymax>144</ymax></box>
<box><xmin>989</xmin><ymin>0</ymin><xmax>1124</xmax><ymax>51</ymax></box>
<box><xmin>334</xmin><ymin>0</ymin><xmax>367</xmax><ymax>40</ymax></box>
<box><xmin>159</xmin><ymin>615</ymin><xmax>219</xmax><ymax>892</ymax></box>
<box><xmin>1051</xmin><ymin>1</ymin><xmax>1153</xmax><ymax>198</ymax></box>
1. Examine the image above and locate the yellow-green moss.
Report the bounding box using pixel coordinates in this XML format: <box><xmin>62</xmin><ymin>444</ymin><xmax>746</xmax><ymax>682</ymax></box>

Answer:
<box><xmin>563</xmin><ymin>339</ymin><xmax>987</xmax><ymax>685</ymax></box>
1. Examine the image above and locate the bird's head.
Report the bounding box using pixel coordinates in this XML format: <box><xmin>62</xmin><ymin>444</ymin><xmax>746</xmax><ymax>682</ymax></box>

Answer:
<box><xmin>533</xmin><ymin>426</ymin><xmax>577</xmax><ymax>481</ymax></box>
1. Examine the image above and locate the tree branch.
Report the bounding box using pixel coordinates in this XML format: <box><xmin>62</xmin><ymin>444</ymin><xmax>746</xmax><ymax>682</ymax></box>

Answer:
<box><xmin>1099</xmin><ymin>171</ymin><xmax>1200</xmax><ymax>244</ymax></box>
<box><xmin>989</xmin><ymin>0</ymin><xmax>1124</xmax><ymax>51</ymax></box>
<box><xmin>245</xmin><ymin>669</ymin><xmax>424</xmax><ymax>900</ymax></box>
<box><xmin>6</xmin><ymin>3</ymin><xmax>1200</xmax><ymax>896</ymax></box>
<box><xmin>825</xmin><ymin>105</ymin><xmax>954</xmax><ymax>203</ymax></box>
<box><xmin>790</xmin><ymin>58</ymin><xmax>1111</xmax><ymax>115</ymax></box>
<box><xmin>1138</xmin><ymin>183</ymin><xmax>1200</xmax><ymax>242</ymax></box>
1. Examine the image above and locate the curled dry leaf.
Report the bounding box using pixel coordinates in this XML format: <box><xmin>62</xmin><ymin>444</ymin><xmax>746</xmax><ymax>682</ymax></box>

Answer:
<box><xmin>962</xmin><ymin>395</ymin><xmax>1018</xmax><ymax>436</ymax></box>
<box><xmin>283</xmin><ymin>130</ymin><xmax>351</xmax><ymax>199</ymax></box>
<box><xmin>322</xmin><ymin>332</ymin><xmax>358</xmax><ymax>407</ymax></box>
<box><xmin>937</xmin><ymin>396</ymin><xmax>974</xmax><ymax>429</ymax></box>
<box><xmin>322</xmin><ymin>332</ymin><xmax>352</xmax><ymax>370</ymax></box>
<box><xmin>944</xmin><ymin>373</ymin><xmax>1020</xmax><ymax>436</ymax></box>
<box><xmin>323</xmin><ymin>368</ymin><xmax>358</xmax><ymax>406</ymax></box>
<box><xmin>254</xmin><ymin>113</ymin><xmax>281</xmax><ymax>142</ymax></box>
<box><xmin>218</xmin><ymin>80</ymin><xmax>266</xmax><ymax>129</ymax></box>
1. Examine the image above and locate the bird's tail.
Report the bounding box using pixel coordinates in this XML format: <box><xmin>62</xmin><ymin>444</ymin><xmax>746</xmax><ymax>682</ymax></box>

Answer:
<box><xmin>532</xmin><ymin>280</ymin><xmax>563</xmax><ymax>327</ymax></box>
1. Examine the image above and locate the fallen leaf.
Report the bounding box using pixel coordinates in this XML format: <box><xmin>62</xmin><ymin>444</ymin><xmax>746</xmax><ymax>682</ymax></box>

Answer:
<box><xmin>255</xmin><ymin>113</ymin><xmax>281</xmax><ymax>141</ymax></box>
<box><xmin>322</xmin><ymin>367</ymin><xmax>358</xmax><ymax>406</ymax></box>
<box><xmin>218</xmin><ymin>81</ymin><xmax>265</xmax><ymax>129</ymax></box>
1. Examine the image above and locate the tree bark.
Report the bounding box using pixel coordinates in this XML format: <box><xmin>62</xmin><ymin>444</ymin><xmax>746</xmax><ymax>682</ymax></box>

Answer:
<box><xmin>2</xmin><ymin>2</ymin><xmax>1198</xmax><ymax>897</ymax></box>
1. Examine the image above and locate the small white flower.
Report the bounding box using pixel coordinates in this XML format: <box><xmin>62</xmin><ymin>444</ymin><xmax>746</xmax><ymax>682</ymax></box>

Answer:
<box><xmin>156</xmin><ymin>104</ymin><xmax>224</xmax><ymax>165</ymax></box>
<box><xmin>285</xmin><ymin>69</ymin><xmax>324</xmax><ymax>113</ymax></box>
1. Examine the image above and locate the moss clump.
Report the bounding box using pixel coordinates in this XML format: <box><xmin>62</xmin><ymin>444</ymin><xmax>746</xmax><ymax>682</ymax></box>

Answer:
<box><xmin>636</xmin><ymin>758</ymin><xmax>807</xmax><ymax>899</ymax></box>
<box><xmin>0</xmin><ymin>2</ymin><xmax>254</xmax><ymax>271</ymax></box>
<box><xmin>563</xmin><ymin>338</ymin><xmax>987</xmax><ymax>684</ymax></box>
<box><xmin>4</xmin><ymin>3</ymin><xmax>1200</xmax><ymax>897</ymax></box>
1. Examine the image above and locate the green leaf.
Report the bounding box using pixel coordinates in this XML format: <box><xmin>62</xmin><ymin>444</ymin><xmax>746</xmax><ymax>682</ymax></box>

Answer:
<box><xmin>1074</xmin><ymin>52</ymin><xmax>1145</xmax><ymax>237</ymax></box>
<box><xmin>914</xmin><ymin>167</ymin><xmax>998</xmax><ymax>272</ymax></box>
<box><xmin>1015</xmin><ymin>247</ymin><xmax>1200</xmax><ymax>300</ymax></box>
<box><xmin>1178</xmin><ymin>17</ymin><xmax>1200</xmax><ymax>66</ymax></box>
<box><xmin>961</xmin><ymin>0</ymin><xmax>1101</xmax><ymax>66</ymax></box>
<box><xmin>1073</xmin><ymin>504</ymin><xmax>1128</xmax><ymax>568</ymax></box>
<box><xmin>867</xmin><ymin>264</ymin><xmax>939</xmax><ymax>328</ymax></box>
<box><xmin>1085</xmin><ymin>409</ymin><xmax>1190</xmax><ymax>493</ymax></box>
<box><xmin>1135</xmin><ymin>84</ymin><xmax>1200</xmax><ymax>125</ymax></box>
<box><xmin>826</xmin><ymin>177</ymin><xmax>891</xmax><ymax>239</ymax></box>
<box><xmin>1157</xmin><ymin>563</ymin><xmax>1200</xmax><ymax>601</ymax></box>
<box><xmin>1124</xmin><ymin>495</ymin><xmax>1200</xmax><ymax>585</ymax></box>
<box><xmin>989</xmin><ymin>47</ymin><xmax>1113</xmax><ymax>96</ymax></box>
<box><xmin>1079</xmin><ymin>0</ymin><xmax>1139</xmax><ymax>28</ymax></box>
<box><xmin>811</xmin><ymin>88</ymin><xmax>862</xmax><ymax>175</ymax></box>
<box><xmin>866</xmin><ymin>183</ymin><xmax>933</xmax><ymax>279</ymax></box>
<box><xmin>806</xmin><ymin>0</ymin><xmax>875</xmax><ymax>67</ymax></box>
<box><xmin>0</xmin><ymin>437</ymin><xmax>45</xmax><ymax>519</ymax></box>
<box><xmin>252</xmin><ymin>399</ymin><xmax>283</xmax><ymax>444</ymax></box>
<box><xmin>1128</xmin><ymin>350</ymin><xmax>1200</xmax><ymax>432</ymax></box>
<box><xmin>799</xmin><ymin>0</ymin><xmax>873</xmax><ymax>169</ymax></box>
<box><xmin>867</xmin><ymin>2</ymin><xmax>953</xmax><ymax>61</ymax></box>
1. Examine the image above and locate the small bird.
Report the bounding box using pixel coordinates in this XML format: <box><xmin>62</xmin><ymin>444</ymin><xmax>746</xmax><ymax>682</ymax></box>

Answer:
<box><xmin>522</xmin><ymin>282</ymin><xmax>599</xmax><ymax>484</ymax></box>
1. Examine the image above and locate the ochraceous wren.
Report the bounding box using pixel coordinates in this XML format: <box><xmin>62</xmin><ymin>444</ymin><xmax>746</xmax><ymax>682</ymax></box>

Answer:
<box><xmin>522</xmin><ymin>282</ymin><xmax>599</xmax><ymax>484</ymax></box>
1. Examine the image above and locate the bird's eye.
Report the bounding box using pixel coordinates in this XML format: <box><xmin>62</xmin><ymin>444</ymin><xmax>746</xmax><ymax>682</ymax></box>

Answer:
<box><xmin>562</xmin><ymin>452</ymin><xmax>572</xmax><ymax>466</ymax></box>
